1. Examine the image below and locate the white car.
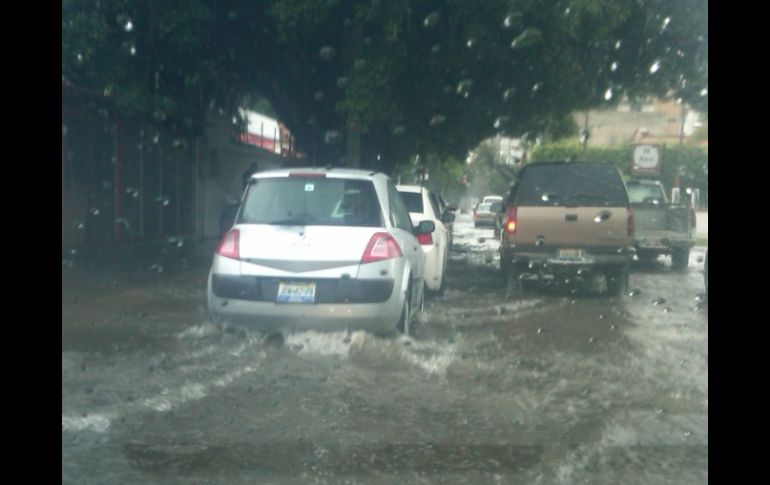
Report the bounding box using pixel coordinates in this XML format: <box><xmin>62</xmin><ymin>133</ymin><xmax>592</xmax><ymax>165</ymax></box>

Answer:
<box><xmin>208</xmin><ymin>168</ymin><xmax>434</xmax><ymax>336</ymax></box>
<box><xmin>396</xmin><ymin>185</ymin><xmax>455</xmax><ymax>295</ymax></box>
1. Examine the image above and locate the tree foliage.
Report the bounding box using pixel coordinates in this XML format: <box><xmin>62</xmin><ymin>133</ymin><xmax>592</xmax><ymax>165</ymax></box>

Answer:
<box><xmin>63</xmin><ymin>0</ymin><xmax>708</xmax><ymax>171</ymax></box>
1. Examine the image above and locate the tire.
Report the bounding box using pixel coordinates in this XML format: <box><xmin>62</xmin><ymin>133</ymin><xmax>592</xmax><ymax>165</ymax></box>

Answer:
<box><xmin>606</xmin><ymin>266</ymin><xmax>629</xmax><ymax>297</ymax></box>
<box><xmin>671</xmin><ymin>249</ymin><xmax>689</xmax><ymax>270</ymax></box>
<box><xmin>396</xmin><ymin>285</ymin><xmax>412</xmax><ymax>336</ymax></box>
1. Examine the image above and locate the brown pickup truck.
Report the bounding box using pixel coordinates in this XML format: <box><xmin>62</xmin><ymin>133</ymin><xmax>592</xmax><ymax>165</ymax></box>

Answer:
<box><xmin>498</xmin><ymin>161</ymin><xmax>635</xmax><ymax>296</ymax></box>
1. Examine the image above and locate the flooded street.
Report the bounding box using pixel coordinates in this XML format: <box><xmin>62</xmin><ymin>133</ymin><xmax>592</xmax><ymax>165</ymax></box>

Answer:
<box><xmin>62</xmin><ymin>213</ymin><xmax>708</xmax><ymax>484</ymax></box>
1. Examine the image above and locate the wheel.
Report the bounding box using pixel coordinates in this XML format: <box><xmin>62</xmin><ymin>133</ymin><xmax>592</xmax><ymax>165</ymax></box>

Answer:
<box><xmin>671</xmin><ymin>249</ymin><xmax>689</xmax><ymax>270</ymax></box>
<box><xmin>606</xmin><ymin>265</ymin><xmax>629</xmax><ymax>297</ymax></box>
<box><xmin>396</xmin><ymin>285</ymin><xmax>412</xmax><ymax>336</ymax></box>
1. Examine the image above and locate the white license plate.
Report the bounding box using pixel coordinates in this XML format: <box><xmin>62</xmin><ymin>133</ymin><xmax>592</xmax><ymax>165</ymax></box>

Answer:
<box><xmin>556</xmin><ymin>249</ymin><xmax>587</xmax><ymax>262</ymax></box>
<box><xmin>277</xmin><ymin>282</ymin><xmax>316</xmax><ymax>303</ymax></box>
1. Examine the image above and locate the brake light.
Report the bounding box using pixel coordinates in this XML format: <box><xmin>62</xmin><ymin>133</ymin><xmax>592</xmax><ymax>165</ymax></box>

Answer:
<box><xmin>216</xmin><ymin>229</ymin><xmax>240</xmax><ymax>259</ymax></box>
<box><xmin>361</xmin><ymin>232</ymin><xmax>403</xmax><ymax>263</ymax></box>
<box><xmin>627</xmin><ymin>208</ymin><xmax>635</xmax><ymax>238</ymax></box>
<box><xmin>690</xmin><ymin>208</ymin><xmax>697</xmax><ymax>229</ymax></box>
<box><xmin>417</xmin><ymin>232</ymin><xmax>433</xmax><ymax>245</ymax></box>
<box><xmin>504</xmin><ymin>206</ymin><xmax>517</xmax><ymax>234</ymax></box>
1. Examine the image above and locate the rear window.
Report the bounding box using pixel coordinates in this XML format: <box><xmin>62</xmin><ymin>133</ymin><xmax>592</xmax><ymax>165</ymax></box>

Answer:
<box><xmin>515</xmin><ymin>163</ymin><xmax>629</xmax><ymax>207</ymax></box>
<box><xmin>477</xmin><ymin>203</ymin><xmax>493</xmax><ymax>212</ymax></box>
<box><xmin>399</xmin><ymin>191</ymin><xmax>424</xmax><ymax>214</ymax></box>
<box><xmin>238</xmin><ymin>177</ymin><xmax>382</xmax><ymax>227</ymax></box>
<box><xmin>626</xmin><ymin>182</ymin><xmax>665</xmax><ymax>204</ymax></box>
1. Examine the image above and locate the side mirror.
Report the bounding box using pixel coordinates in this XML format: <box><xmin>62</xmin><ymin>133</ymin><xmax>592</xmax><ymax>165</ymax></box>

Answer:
<box><xmin>441</xmin><ymin>211</ymin><xmax>455</xmax><ymax>224</ymax></box>
<box><xmin>415</xmin><ymin>220</ymin><xmax>436</xmax><ymax>235</ymax></box>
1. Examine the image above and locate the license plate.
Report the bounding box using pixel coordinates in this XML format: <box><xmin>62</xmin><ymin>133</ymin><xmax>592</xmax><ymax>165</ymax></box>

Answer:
<box><xmin>277</xmin><ymin>282</ymin><xmax>316</xmax><ymax>303</ymax></box>
<box><xmin>556</xmin><ymin>249</ymin><xmax>587</xmax><ymax>262</ymax></box>
<box><xmin>642</xmin><ymin>238</ymin><xmax>664</xmax><ymax>248</ymax></box>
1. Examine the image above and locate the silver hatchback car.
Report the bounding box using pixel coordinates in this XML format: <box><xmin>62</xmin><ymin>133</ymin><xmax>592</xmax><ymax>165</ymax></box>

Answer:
<box><xmin>207</xmin><ymin>168</ymin><xmax>434</xmax><ymax>335</ymax></box>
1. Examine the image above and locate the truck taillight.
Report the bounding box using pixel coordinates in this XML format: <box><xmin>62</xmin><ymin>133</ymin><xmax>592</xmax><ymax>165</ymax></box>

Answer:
<box><xmin>361</xmin><ymin>232</ymin><xmax>403</xmax><ymax>263</ymax></box>
<box><xmin>627</xmin><ymin>208</ymin><xmax>635</xmax><ymax>238</ymax></box>
<box><xmin>417</xmin><ymin>232</ymin><xmax>433</xmax><ymax>245</ymax></box>
<box><xmin>504</xmin><ymin>206</ymin><xmax>518</xmax><ymax>234</ymax></box>
<box><xmin>216</xmin><ymin>229</ymin><xmax>240</xmax><ymax>259</ymax></box>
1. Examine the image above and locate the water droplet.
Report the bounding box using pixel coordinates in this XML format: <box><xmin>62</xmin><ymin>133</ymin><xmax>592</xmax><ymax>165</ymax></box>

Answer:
<box><xmin>604</xmin><ymin>88</ymin><xmax>613</xmax><ymax>100</ymax></box>
<box><xmin>503</xmin><ymin>13</ymin><xmax>522</xmax><ymax>29</ymax></box>
<box><xmin>614</xmin><ymin>40</ymin><xmax>622</xmax><ymax>50</ymax></box>
<box><xmin>466</xmin><ymin>39</ymin><xmax>476</xmax><ymax>48</ymax></box>
<box><xmin>511</xmin><ymin>28</ymin><xmax>543</xmax><ymax>49</ymax></box>
<box><xmin>124</xmin><ymin>20</ymin><xmax>133</xmax><ymax>32</ymax></box>
<box><xmin>392</xmin><ymin>126</ymin><xmax>406</xmax><ymax>136</ymax></box>
<box><xmin>493</xmin><ymin>116</ymin><xmax>509</xmax><ymax>129</ymax></box>
<box><xmin>588</xmin><ymin>337</ymin><xmax>595</xmax><ymax>343</ymax></box>
<box><xmin>90</xmin><ymin>208</ymin><xmax>100</xmax><ymax>216</ymax></box>
<box><xmin>324</xmin><ymin>130</ymin><xmax>342</xmax><ymax>144</ymax></box>
<box><xmin>354</xmin><ymin>59</ymin><xmax>367</xmax><ymax>70</ymax></box>
<box><xmin>503</xmin><ymin>88</ymin><xmax>516</xmax><ymax>101</ymax></box>
<box><xmin>628</xmin><ymin>288</ymin><xmax>641</xmax><ymax>297</ymax></box>
<box><xmin>430</xmin><ymin>115</ymin><xmax>446</xmax><ymax>126</ymax></box>
<box><xmin>76</xmin><ymin>53</ymin><xmax>84</xmax><ymax>63</ymax></box>
<box><xmin>598</xmin><ymin>314</ymin><xmax>604</xmax><ymax>319</ymax></box>
<box><xmin>456</xmin><ymin>79</ymin><xmax>473</xmax><ymax>95</ymax></box>
<box><xmin>319</xmin><ymin>46</ymin><xmax>335</xmax><ymax>61</ymax></box>
<box><xmin>649</xmin><ymin>60</ymin><xmax>661</xmax><ymax>74</ymax></box>
<box><xmin>336</xmin><ymin>77</ymin><xmax>348</xmax><ymax>88</ymax></box>
<box><xmin>130</xmin><ymin>45</ymin><xmax>136</xmax><ymax>56</ymax></box>
<box><xmin>662</xmin><ymin>17</ymin><xmax>671</xmax><ymax>30</ymax></box>
<box><xmin>537</xmin><ymin>327</ymin><xmax>544</xmax><ymax>334</ymax></box>
<box><xmin>663</xmin><ymin>306</ymin><xmax>672</xmax><ymax>313</ymax></box>
<box><xmin>314</xmin><ymin>91</ymin><xmax>324</xmax><ymax>101</ymax></box>
<box><xmin>684</xmin><ymin>431</ymin><xmax>692</xmax><ymax>438</ymax></box>
<box><xmin>423</xmin><ymin>12</ymin><xmax>440</xmax><ymax>28</ymax></box>
<box><xmin>541</xmin><ymin>193</ymin><xmax>551</xmax><ymax>202</ymax></box>
<box><xmin>653</xmin><ymin>297</ymin><xmax>666</xmax><ymax>305</ymax></box>
<box><xmin>431</xmin><ymin>44</ymin><xmax>441</xmax><ymax>54</ymax></box>
<box><xmin>150</xmin><ymin>264</ymin><xmax>163</xmax><ymax>273</ymax></box>
<box><xmin>700</xmin><ymin>88</ymin><xmax>708</xmax><ymax>96</ymax></box>
<box><xmin>610</xmin><ymin>324</ymin><xmax>616</xmax><ymax>331</ymax></box>
<box><xmin>531</xmin><ymin>82</ymin><xmax>542</xmax><ymax>93</ymax></box>
<box><xmin>173</xmin><ymin>139</ymin><xmax>182</xmax><ymax>147</ymax></box>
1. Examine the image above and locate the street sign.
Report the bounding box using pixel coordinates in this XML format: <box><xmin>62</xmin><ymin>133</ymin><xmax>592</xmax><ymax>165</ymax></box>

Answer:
<box><xmin>631</xmin><ymin>144</ymin><xmax>661</xmax><ymax>176</ymax></box>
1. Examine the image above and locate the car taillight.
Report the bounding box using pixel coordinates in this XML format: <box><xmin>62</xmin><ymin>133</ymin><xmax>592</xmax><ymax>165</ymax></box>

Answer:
<box><xmin>627</xmin><ymin>208</ymin><xmax>635</xmax><ymax>238</ymax></box>
<box><xmin>361</xmin><ymin>232</ymin><xmax>403</xmax><ymax>263</ymax></box>
<box><xmin>216</xmin><ymin>229</ymin><xmax>240</xmax><ymax>259</ymax></box>
<box><xmin>690</xmin><ymin>208</ymin><xmax>697</xmax><ymax>229</ymax></box>
<box><xmin>417</xmin><ymin>232</ymin><xmax>433</xmax><ymax>245</ymax></box>
<box><xmin>504</xmin><ymin>206</ymin><xmax>517</xmax><ymax>234</ymax></box>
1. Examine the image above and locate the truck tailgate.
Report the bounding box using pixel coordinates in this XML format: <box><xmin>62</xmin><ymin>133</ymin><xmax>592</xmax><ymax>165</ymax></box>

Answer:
<box><xmin>515</xmin><ymin>206</ymin><xmax>630</xmax><ymax>248</ymax></box>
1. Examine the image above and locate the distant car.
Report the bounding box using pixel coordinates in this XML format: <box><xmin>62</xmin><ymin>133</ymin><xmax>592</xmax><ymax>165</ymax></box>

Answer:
<box><xmin>473</xmin><ymin>201</ymin><xmax>499</xmax><ymax>228</ymax></box>
<box><xmin>208</xmin><ymin>168</ymin><xmax>435</xmax><ymax>336</ymax></box>
<box><xmin>482</xmin><ymin>195</ymin><xmax>503</xmax><ymax>204</ymax></box>
<box><xmin>499</xmin><ymin>161</ymin><xmax>635</xmax><ymax>296</ymax></box>
<box><xmin>397</xmin><ymin>185</ymin><xmax>455</xmax><ymax>295</ymax></box>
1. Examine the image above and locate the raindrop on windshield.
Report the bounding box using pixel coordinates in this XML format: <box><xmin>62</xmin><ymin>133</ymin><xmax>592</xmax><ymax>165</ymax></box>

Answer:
<box><xmin>90</xmin><ymin>208</ymin><xmax>100</xmax><ymax>216</ymax></box>
<box><xmin>510</xmin><ymin>28</ymin><xmax>543</xmax><ymax>49</ymax></box>
<box><xmin>503</xmin><ymin>88</ymin><xmax>516</xmax><ymax>101</ymax></box>
<box><xmin>124</xmin><ymin>20</ymin><xmax>133</xmax><ymax>32</ymax></box>
<box><xmin>423</xmin><ymin>12</ymin><xmax>440</xmax><ymax>28</ymax></box>
<box><xmin>614</xmin><ymin>40</ymin><xmax>622</xmax><ymax>50</ymax></box>
<box><xmin>392</xmin><ymin>126</ymin><xmax>406</xmax><ymax>136</ymax></box>
<box><xmin>662</xmin><ymin>17</ymin><xmax>671</xmax><ymax>30</ymax></box>
<box><xmin>319</xmin><ymin>46</ymin><xmax>335</xmax><ymax>61</ymax></box>
<box><xmin>76</xmin><ymin>53</ymin><xmax>84</xmax><ymax>63</ymax></box>
<box><xmin>354</xmin><ymin>59</ymin><xmax>367</xmax><ymax>70</ymax></box>
<box><xmin>610</xmin><ymin>61</ymin><xmax>618</xmax><ymax>71</ymax></box>
<box><xmin>466</xmin><ymin>39</ymin><xmax>476</xmax><ymax>48</ymax></box>
<box><xmin>430</xmin><ymin>115</ymin><xmax>446</xmax><ymax>126</ymax></box>
<box><xmin>628</xmin><ymin>288</ymin><xmax>642</xmax><ymax>297</ymax></box>
<box><xmin>653</xmin><ymin>297</ymin><xmax>666</xmax><ymax>306</ymax></box>
<box><xmin>649</xmin><ymin>60</ymin><xmax>661</xmax><ymax>74</ymax></box>
<box><xmin>324</xmin><ymin>131</ymin><xmax>342</xmax><ymax>144</ymax></box>
<box><xmin>456</xmin><ymin>79</ymin><xmax>474</xmax><ymax>95</ymax></box>
<box><xmin>604</xmin><ymin>88</ymin><xmax>613</xmax><ymax>100</ymax></box>
<box><xmin>700</xmin><ymin>88</ymin><xmax>708</xmax><ymax>96</ymax></box>
<box><xmin>336</xmin><ymin>77</ymin><xmax>348</xmax><ymax>88</ymax></box>
<box><xmin>493</xmin><ymin>116</ymin><xmax>509</xmax><ymax>129</ymax></box>
<box><xmin>503</xmin><ymin>13</ymin><xmax>522</xmax><ymax>29</ymax></box>
<box><xmin>314</xmin><ymin>91</ymin><xmax>324</xmax><ymax>101</ymax></box>
<box><xmin>130</xmin><ymin>45</ymin><xmax>136</xmax><ymax>56</ymax></box>
<box><xmin>531</xmin><ymin>82</ymin><xmax>542</xmax><ymax>93</ymax></box>
<box><xmin>432</xmin><ymin>44</ymin><xmax>441</xmax><ymax>54</ymax></box>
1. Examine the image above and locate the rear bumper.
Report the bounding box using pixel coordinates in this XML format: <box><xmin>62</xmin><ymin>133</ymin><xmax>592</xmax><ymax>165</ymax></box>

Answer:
<box><xmin>502</xmin><ymin>246</ymin><xmax>634</xmax><ymax>272</ymax></box>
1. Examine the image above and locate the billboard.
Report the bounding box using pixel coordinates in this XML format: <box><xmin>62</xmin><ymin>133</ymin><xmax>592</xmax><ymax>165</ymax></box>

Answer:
<box><xmin>631</xmin><ymin>144</ymin><xmax>661</xmax><ymax>176</ymax></box>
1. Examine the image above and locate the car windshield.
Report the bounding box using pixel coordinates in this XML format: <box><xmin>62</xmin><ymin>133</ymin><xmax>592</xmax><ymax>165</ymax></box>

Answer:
<box><xmin>239</xmin><ymin>177</ymin><xmax>382</xmax><ymax>227</ymax></box>
<box><xmin>516</xmin><ymin>163</ymin><xmax>629</xmax><ymax>207</ymax></box>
